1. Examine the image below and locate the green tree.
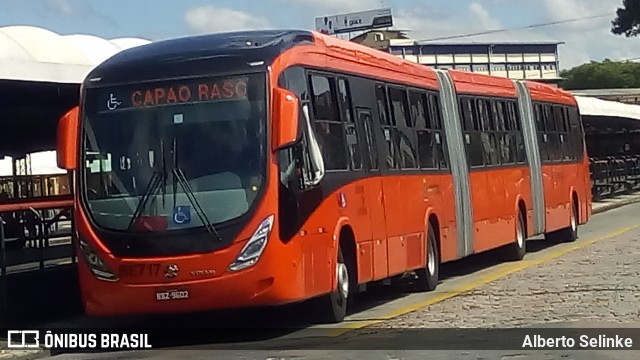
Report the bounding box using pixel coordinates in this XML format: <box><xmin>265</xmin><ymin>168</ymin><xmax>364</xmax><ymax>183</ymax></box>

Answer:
<box><xmin>560</xmin><ymin>60</ymin><xmax>640</xmax><ymax>90</ymax></box>
<box><xmin>612</xmin><ymin>0</ymin><xmax>640</xmax><ymax>37</ymax></box>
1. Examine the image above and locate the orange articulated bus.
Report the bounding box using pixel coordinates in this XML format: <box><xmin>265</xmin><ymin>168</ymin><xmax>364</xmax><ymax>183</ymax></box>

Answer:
<box><xmin>56</xmin><ymin>30</ymin><xmax>591</xmax><ymax>322</ymax></box>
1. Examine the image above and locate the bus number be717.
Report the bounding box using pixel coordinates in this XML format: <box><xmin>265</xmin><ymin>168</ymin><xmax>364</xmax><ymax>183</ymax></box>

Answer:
<box><xmin>119</xmin><ymin>264</ymin><xmax>161</xmax><ymax>278</ymax></box>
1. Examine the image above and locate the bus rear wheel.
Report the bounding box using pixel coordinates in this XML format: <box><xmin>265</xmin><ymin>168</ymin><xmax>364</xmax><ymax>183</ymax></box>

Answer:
<box><xmin>415</xmin><ymin>225</ymin><xmax>439</xmax><ymax>291</ymax></box>
<box><xmin>505</xmin><ymin>211</ymin><xmax>526</xmax><ymax>261</ymax></box>
<box><xmin>552</xmin><ymin>201</ymin><xmax>579</xmax><ymax>243</ymax></box>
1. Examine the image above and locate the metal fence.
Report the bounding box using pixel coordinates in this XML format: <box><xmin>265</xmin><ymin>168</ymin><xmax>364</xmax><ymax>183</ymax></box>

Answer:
<box><xmin>0</xmin><ymin>199</ymin><xmax>74</xmax><ymax>314</ymax></box>
<box><xmin>590</xmin><ymin>155</ymin><xmax>640</xmax><ymax>200</ymax></box>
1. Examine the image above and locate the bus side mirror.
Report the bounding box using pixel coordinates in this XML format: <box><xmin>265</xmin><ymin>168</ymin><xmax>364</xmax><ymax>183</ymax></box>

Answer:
<box><xmin>272</xmin><ymin>88</ymin><xmax>300</xmax><ymax>151</ymax></box>
<box><xmin>57</xmin><ymin>106</ymin><xmax>80</xmax><ymax>170</ymax></box>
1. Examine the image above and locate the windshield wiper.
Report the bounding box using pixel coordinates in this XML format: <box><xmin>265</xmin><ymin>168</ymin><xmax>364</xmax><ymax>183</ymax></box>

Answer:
<box><xmin>171</xmin><ymin>136</ymin><xmax>222</xmax><ymax>242</ymax></box>
<box><xmin>127</xmin><ymin>171</ymin><xmax>163</xmax><ymax>231</ymax></box>
<box><xmin>172</xmin><ymin>167</ymin><xmax>222</xmax><ymax>242</ymax></box>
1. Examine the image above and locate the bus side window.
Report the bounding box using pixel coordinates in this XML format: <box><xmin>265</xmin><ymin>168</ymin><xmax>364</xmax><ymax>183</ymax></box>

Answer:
<box><xmin>376</xmin><ymin>84</ymin><xmax>399</xmax><ymax>170</ymax></box>
<box><xmin>337</xmin><ymin>78</ymin><xmax>362</xmax><ymax>171</ymax></box>
<box><xmin>544</xmin><ymin>104</ymin><xmax>560</xmax><ymax>162</ymax></box>
<box><xmin>480</xmin><ymin>99</ymin><xmax>500</xmax><ymax>167</ymax></box>
<box><xmin>460</xmin><ymin>96</ymin><xmax>484</xmax><ymax>168</ymax></box>
<box><xmin>494</xmin><ymin>100</ymin><xmax>513</xmax><ymax>165</ymax></box>
<box><xmin>508</xmin><ymin>101</ymin><xmax>526</xmax><ymax>164</ymax></box>
<box><xmin>563</xmin><ymin>107</ymin><xmax>575</xmax><ymax>161</ymax></box>
<box><xmin>568</xmin><ymin>106</ymin><xmax>584</xmax><ymax>160</ymax></box>
<box><xmin>358</xmin><ymin>110</ymin><xmax>379</xmax><ymax>171</ymax></box>
<box><xmin>428</xmin><ymin>92</ymin><xmax>448</xmax><ymax>170</ymax></box>
<box><xmin>534</xmin><ymin>103</ymin><xmax>548</xmax><ymax>163</ymax></box>
<box><xmin>388</xmin><ymin>87</ymin><xmax>418</xmax><ymax>170</ymax></box>
<box><xmin>410</xmin><ymin>91</ymin><xmax>436</xmax><ymax>170</ymax></box>
<box><xmin>559</xmin><ymin>106</ymin><xmax>571</xmax><ymax>161</ymax></box>
<box><xmin>277</xmin><ymin>67</ymin><xmax>323</xmax><ymax>191</ymax></box>
<box><xmin>279</xmin><ymin>66</ymin><xmax>309</xmax><ymax>101</ymax></box>
<box><xmin>309</xmin><ymin>74</ymin><xmax>348</xmax><ymax>171</ymax></box>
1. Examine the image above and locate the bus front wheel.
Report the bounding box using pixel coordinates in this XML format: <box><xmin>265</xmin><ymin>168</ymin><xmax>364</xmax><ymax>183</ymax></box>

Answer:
<box><xmin>318</xmin><ymin>246</ymin><xmax>349</xmax><ymax>323</ymax></box>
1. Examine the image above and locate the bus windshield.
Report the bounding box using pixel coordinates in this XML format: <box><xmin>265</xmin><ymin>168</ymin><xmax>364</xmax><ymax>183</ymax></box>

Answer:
<box><xmin>81</xmin><ymin>73</ymin><xmax>267</xmax><ymax>233</ymax></box>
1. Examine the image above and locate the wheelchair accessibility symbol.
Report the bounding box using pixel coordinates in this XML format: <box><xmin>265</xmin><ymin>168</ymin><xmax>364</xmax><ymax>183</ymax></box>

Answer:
<box><xmin>173</xmin><ymin>206</ymin><xmax>191</xmax><ymax>225</ymax></box>
<box><xmin>106</xmin><ymin>93</ymin><xmax>122</xmax><ymax>110</ymax></box>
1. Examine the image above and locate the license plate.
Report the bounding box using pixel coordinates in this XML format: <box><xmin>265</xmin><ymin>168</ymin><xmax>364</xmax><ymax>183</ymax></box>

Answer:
<box><xmin>155</xmin><ymin>289</ymin><xmax>189</xmax><ymax>301</ymax></box>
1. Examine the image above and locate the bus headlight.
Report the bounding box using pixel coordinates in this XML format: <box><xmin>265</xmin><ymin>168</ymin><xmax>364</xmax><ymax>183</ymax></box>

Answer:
<box><xmin>228</xmin><ymin>215</ymin><xmax>274</xmax><ymax>272</ymax></box>
<box><xmin>78</xmin><ymin>238</ymin><xmax>118</xmax><ymax>282</ymax></box>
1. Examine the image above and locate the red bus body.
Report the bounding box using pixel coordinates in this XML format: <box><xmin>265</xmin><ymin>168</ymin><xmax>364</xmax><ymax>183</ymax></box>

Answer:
<box><xmin>59</xmin><ymin>30</ymin><xmax>592</xmax><ymax>320</ymax></box>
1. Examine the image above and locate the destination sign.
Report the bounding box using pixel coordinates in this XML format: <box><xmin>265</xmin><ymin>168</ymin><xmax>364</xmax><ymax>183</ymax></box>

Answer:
<box><xmin>131</xmin><ymin>78</ymin><xmax>248</xmax><ymax>107</ymax></box>
<box><xmin>97</xmin><ymin>75</ymin><xmax>251</xmax><ymax>112</ymax></box>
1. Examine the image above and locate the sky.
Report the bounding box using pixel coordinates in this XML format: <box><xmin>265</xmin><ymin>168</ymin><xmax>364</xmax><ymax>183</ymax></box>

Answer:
<box><xmin>1</xmin><ymin>0</ymin><xmax>639</xmax><ymax>70</ymax></box>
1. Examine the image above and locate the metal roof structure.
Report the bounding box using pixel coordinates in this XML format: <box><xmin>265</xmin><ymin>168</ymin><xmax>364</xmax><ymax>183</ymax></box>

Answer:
<box><xmin>0</xmin><ymin>25</ymin><xmax>150</xmax><ymax>83</ymax></box>
<box><xmin>570</xmin><ymin>88</ymin><xmax>640</xmax><ymax>105</ymax></box>
<box><xmin>576</xmin><ymin>95</ymin><xmax>640</xmax><ymax>122</ymax></box>
<box><xmin>0</xmin><ymin>25</ymin><xmax>151</xmax><ymax>157</ymax></box>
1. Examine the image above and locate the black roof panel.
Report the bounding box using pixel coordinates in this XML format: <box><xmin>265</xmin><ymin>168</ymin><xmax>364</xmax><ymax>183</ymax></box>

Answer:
<box><xmin>85</xmin><ymin>30</ymin><xmax>315</xmax><ymax>87</ymax></box>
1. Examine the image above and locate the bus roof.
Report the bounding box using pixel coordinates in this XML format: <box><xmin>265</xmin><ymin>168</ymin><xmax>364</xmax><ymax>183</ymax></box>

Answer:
<box><xmin>84</xmin><ymin>30</ymin><xmax>315</xmax><ymax>86</ymax></box>
<box><xmin>525</xmin><ymin>80</ymin><xmax>576</xmax><ymax>106</ymax></box>
<box><xmin>85</xmin><ymin>29</ymin><xmax>577</xmax><ymax>108</ymax></box>
<box><xmin>448</xmin><ymin>69</ymin><xmax>518</xmax><ymax>98</ymax></box>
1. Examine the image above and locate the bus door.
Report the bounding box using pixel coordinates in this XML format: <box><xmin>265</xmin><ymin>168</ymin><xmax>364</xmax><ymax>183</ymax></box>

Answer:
<box><xmin>355</xmin><ymin>107</ymin><xmax>389</xmax><ymax>281</ymax></box>
<box><xmin>378</xmin><ymin>87</ymin><xmax>412</xmax><ymax>277</ymax></box>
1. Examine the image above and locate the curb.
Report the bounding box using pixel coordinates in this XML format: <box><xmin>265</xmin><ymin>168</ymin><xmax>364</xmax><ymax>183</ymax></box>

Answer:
<box><xmin>592</xmin><ymin>196</ymin><xmax>640</xmax><ymax>215</ymax></box>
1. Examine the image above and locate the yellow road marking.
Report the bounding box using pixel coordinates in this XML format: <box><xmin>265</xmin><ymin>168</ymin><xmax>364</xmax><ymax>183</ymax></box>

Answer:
<box><xmin>327</xmin><ymin>225</ymin><xmax>640</xmax><ymax>337</ymax></box>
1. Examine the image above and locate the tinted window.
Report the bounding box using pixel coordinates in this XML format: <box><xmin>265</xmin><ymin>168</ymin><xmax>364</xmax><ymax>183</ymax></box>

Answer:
<box><xmin>309</xmin><ymin>74</ymin><xmax>348</xmax><ymax>170</ymax></box>
<box><xmin>338</xmin><ymin>78</ymin><xmax>361</xmax><ymax>170</ymax></box>
<box><xmin>359</xmin><ymin>110</ymin><xmax>379</xmax><ymax>171</ymax></box>
<box><xmin>337</xmin><ymin>78</ymin><xmax>353</xmax><ymax>123</ymax></box>
<box><xmin>310</xmin><ymin>75</ymin><xmax>339</xmax><ymax>121</ymax></box>
<box><xmin>376</xmin><ymin>85</ymin><xmax>391</xmax><ymax>126</ymax></box>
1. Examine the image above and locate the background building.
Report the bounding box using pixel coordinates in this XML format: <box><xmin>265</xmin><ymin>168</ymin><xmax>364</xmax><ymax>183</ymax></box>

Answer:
<box><xmin>351</xmin><ymin>30</ymin><xmax>563</xmax><ymax>85</ymax></box>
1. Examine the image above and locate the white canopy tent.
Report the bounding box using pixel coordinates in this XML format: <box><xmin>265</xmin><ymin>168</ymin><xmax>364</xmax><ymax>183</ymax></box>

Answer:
<box><xmin>575</xmin><ymin>95</ymin><xmax>640</xmax><ymax>122</ymax></box>
<box><xmin>575</xmin><ymin>95</ymin><xmax>640</xmax><ymax>158</ymax></box>
<box><xmin>0</xmin><ymin>25</ymin><xmax>150</xmax><ymax>83</ymax></box>
<box><xmin>0</xmin><ymin>25</ymin><xmax>151</xmax><ymax>171</ymax></box>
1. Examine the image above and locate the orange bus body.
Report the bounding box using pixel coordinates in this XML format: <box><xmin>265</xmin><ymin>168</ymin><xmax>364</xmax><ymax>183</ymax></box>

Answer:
<box><xmin>65</xmin><ymin>30</ymin><xmax>592</xmax><ymax>320</ymax></box>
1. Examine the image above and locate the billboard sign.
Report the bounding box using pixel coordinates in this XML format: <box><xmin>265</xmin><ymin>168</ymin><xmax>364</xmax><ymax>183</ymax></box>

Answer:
<box><xmin>315</xmin><ymin>8</ymin><xmax>393</xmax><ymax>35</ymax></box>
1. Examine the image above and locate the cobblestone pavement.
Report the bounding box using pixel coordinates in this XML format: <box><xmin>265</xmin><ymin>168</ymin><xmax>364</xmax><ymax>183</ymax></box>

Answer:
<box><xmin>0</xmin><ymin>344</ymin><xmax>42</xmax><ymax>360</ymax></box>
<box><xmin>372</xmin><ymin>227</ymin><xmax>640</xmax><ymax>329</ymax></box>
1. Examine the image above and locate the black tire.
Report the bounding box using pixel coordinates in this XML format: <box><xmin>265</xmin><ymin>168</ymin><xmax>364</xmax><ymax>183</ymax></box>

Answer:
<box><xmin>415</xmin><ymin>225</ymin><xmax>440</xmax><ymax>291</ymax></box>
<box><xmin>554</xmin><ymin>201</ymin><xmax>579</xmax><ymax>243</ymax></box>
<box><xmin>319</xmin><ymin>247</ymin><xmax>349</xmax><ymax>323</ymax></box>
<box><xmin>505</xmin><ymin>211</ymin><xmax>526</xmax><ymax>261</ymax></box>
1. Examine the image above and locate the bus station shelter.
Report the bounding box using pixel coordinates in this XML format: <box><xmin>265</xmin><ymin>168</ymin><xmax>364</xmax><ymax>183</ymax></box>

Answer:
<box><xmin>0</xmin><ymin>25</ymin><xmax>149</xmax><ymax>320</ymax></box>
<box><xmin>575</xmin><ymin>95</ymin><xmax>640</xmax><ymax>157</ymax></box>
<box><xmin>575</xmin><ymin>96</ymin><xmax>640</xmax><ymax>199</ymax></box>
